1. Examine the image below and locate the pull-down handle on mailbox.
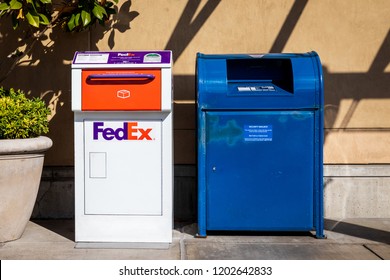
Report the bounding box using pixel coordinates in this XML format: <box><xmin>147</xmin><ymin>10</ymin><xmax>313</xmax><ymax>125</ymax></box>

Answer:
<box><xmin>86</xmin><ymin>73</ymin><xmax>155</xmax><ymax>82</ymax></box>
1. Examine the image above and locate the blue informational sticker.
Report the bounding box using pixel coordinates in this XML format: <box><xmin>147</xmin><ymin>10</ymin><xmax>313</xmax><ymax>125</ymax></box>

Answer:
<box><xmin>244</xmin><ymin>125</ymin><xmax>273</xmax><ymax>142</ymax></box>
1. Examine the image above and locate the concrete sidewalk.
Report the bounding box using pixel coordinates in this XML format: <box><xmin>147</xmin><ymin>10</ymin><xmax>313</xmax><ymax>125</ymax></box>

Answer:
<box><xmin>0</xmin><ymin>218</ymin><xmax>389</xmax><ymax>260</ymax></box>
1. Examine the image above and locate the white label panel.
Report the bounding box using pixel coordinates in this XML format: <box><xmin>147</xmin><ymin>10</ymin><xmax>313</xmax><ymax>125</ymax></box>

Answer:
<box><xmin>89</xmin><ymin>152</ymin><xmax>107</xmax><ymax>178</ymax></box>
<box><xmin>74</xmin><ymin>53</ymin><xmax>109</xmax><ymax>64</ymax></box>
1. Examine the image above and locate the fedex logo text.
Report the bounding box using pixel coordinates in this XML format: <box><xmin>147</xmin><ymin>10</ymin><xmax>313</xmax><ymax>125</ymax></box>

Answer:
<box><xmin>93</xmin><ymin>122</ymin><xmax>153</xmax><ymax>141</ymax></box>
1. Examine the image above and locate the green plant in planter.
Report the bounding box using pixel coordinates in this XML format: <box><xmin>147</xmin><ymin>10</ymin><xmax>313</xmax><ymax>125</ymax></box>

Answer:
<box><xmin>0</xmin><ymin>87</ymin><xmax>50</xmax><ymax>139</ymax></box>
<box><xmin>0</xmin><ymin>86</ymin><xmax>53</xmax><ymax>243</ymax></box>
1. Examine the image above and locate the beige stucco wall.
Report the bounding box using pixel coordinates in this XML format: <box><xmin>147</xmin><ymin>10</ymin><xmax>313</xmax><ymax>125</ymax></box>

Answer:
<box><xmin>1</xmin><ymin>0</ymin><xmax>389</xmax><ymax>165</ymax></box>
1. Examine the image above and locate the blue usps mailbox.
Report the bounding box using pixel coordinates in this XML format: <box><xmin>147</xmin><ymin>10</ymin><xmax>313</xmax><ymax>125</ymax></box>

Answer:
<box><xmin>196</xmin><ymin>52</ymin><xmax>325</xmax><ymax>238</ymax></box>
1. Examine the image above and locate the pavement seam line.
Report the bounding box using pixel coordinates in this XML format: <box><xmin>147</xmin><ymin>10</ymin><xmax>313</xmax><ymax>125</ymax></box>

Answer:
<box><xmin>363</xmin><ymin>244</ymin><xmax>384</xmax><ymax>260</ymax></box>
<box><xmin>180</xmin><ymin>231</ymin><xmax>187</xmax><ymax>260</ymax></box>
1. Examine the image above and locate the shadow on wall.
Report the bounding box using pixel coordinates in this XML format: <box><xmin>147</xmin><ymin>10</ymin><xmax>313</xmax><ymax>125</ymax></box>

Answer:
<box><xmin>170</xmin><ymin>0</ymin><xmax>390</xmax><ymax>166</ymax></box>
<box><xmin>324</xmin><ymin>30</ymin><xmax>390</xmax><ymax>130</ymax></box>
<box><xmin>92</xmin><ymin>0</ymin><xmax>140</xmax><ymax>50</ymax></box>
<box><xmin>165</xmin><ymin>0</ymin><xmax>222</xmax><ymax>62</ymax></box>
<box><xmin>0</xmin><ymin>0</ymin><xmax>389</xmax><ymax>166</ymax></box>
<box><xmin>325</xmin><ymin>219</ymin><xmax>390</xmax><ymax>244</ymax></box>
<box><xmin>0</xmin><ymin>1</ymin><xmax>138</xmax><ymax>165</ymax></box>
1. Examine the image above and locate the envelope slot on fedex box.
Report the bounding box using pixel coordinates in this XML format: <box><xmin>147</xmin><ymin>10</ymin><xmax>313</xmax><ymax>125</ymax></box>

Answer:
<box><xmin>81</xmin><ymin>69</ymin><xmax>161</xmax><ymax>111</ymax></box>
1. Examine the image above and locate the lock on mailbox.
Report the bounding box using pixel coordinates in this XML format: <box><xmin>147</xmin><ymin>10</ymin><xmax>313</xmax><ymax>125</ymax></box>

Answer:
<box><xmin>72</xmin><ymin>51</ymin><xmax>173</xmax><ymax>247</ymax></box>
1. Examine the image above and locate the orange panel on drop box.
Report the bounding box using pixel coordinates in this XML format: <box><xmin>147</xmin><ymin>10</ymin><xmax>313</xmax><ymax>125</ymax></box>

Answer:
<box><xmin>81</xmin><ymin>69</ymin><xmax>161</xmax><ymax>111</ymax></box>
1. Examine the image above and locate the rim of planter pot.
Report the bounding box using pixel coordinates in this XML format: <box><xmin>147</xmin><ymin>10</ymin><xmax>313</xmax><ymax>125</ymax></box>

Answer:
<box><xmin>0</xmin><ymin>136</ymin><xmax>53</xmax><ymax>155</ymax></box>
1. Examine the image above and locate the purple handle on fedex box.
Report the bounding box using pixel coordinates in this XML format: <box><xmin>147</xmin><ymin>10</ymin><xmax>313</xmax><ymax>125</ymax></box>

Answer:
<box><xmin>86</xmin><ymin>74</ymin><xmax>155</xmax><ymax>81</ymax></box>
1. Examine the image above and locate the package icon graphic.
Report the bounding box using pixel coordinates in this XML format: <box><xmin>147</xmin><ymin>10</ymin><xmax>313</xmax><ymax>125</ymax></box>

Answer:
<box><xmin>117</xmin><ymin>89</ymin><xmax>130</xmax><ymax>99</ymax></box>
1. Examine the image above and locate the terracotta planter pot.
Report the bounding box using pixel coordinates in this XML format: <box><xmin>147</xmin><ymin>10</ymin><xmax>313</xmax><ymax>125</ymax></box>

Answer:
<box><xmin>0</xmin><ymin>136</ymin><xmax>52</xmax><ymax>242</ymax></box>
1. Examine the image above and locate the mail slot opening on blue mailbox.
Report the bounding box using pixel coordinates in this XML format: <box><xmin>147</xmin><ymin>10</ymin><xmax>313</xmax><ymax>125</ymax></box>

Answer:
<box><xmin>197</xmin><ymin>51</ymin><xmax>325</xmax><ymax>239</ymax></box>
<box><xmin>227</xmin><ymin>58</ymin><xmax>294</xmax><ymax>93</ymax></box>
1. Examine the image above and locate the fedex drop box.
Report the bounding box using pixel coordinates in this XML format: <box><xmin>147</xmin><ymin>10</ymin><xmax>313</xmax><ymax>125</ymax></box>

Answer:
<box><xmin>71</xmin><ymin>51</ymin><xmax>173</xmax><ymax>247</ymax></box>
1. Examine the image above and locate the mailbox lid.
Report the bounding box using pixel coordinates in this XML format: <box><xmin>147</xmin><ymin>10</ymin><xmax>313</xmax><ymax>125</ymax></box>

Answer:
<box><xmin>196</xmin><ymin>51</ymin><xmax>323</xmax><ymax>110</ymax></box>
<box><xmin>81</xmin><ymin>69</ymin><xmax>161</xmax><ymax>111</ymax></box>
